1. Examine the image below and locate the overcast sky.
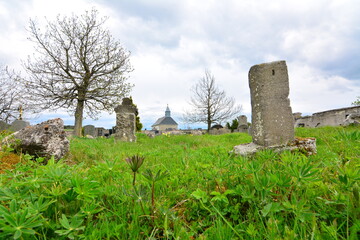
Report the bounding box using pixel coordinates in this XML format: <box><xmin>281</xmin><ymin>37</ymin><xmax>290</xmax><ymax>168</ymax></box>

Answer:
<box><xmin>1</xmin><ymin>0</ymin><xmax>359</xmax><ymax>129</ymax></box>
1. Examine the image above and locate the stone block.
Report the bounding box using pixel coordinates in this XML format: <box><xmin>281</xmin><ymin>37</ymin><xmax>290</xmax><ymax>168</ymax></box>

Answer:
<box><xmin>237</xmin><ymin>115</ymin><xmax>248</xmax><ymax>133</ymax></box>
<box><xmin>83</xmin><ymin>125</ymin><xmax>95</xmax><ymax>137</ymax></box>
<box><xmin>249</xmin><ymin>60</ymin><xmax>294</xmax><ymax>146</ymax></box>
<box><xmin>114</xmin><ymin>98</ymin><xmax>137</xmax><ymax>142</ymax></box>
<box><xmin>1</xmin><ymin>118</ymin><xmax>69</xmax><ymax>160</ymax></box>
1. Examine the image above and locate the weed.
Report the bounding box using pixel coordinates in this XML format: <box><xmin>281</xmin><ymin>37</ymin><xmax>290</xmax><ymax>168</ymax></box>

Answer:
<box><xmin>0</xmin><ymin>128</ymin><xmax>358</xmax><ymax>239</ymax></box>
<box><xmin>125</xmin><ymin>154</ymin><xmax>145</xmax><ymax>186</ymax></box>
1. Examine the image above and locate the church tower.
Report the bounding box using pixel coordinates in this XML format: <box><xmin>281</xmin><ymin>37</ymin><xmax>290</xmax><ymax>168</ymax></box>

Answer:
<box><xmin>151</xmin><ymin>105</ymin><xmax>178</xmax><ymax>131</ymax></box>
<box><xmin>165</xmin><ymin>105</ymin><xmax>171</xmax><ymax>117</ymax></box>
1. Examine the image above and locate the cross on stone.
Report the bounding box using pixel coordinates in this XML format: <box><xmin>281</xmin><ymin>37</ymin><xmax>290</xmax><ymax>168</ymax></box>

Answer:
<box><xmin>18</xmin><ymin>105</ymin><xmax>23</xmax><ymax>120</ymax></box>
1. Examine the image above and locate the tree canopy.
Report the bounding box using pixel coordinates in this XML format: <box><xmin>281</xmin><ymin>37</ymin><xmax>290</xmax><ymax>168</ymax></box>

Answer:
<box><xmin>22</xmin><ymin>9</ymin><xmax>133</xmax><ymax>136</ymax></box>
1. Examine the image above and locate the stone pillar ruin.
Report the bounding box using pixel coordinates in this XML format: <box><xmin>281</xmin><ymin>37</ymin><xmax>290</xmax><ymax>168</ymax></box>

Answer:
<box><xmin>233</xmin><ymin>60</ymin><xmax>316</xmax><ymax>156</ymax></box>
<box><xmin>249</xmin><ymin>60</ymin><xmax>294</xmax><ymax>147</ymax></box>
<box><xmin>237</xmin><ymin>115</ymin><xmax>249</xmax><ymax>133</ymax></box>
<box><xmin>114</xmin><ymin>98</ymin><xmax>137</xmax><ymax>142</ymax></box>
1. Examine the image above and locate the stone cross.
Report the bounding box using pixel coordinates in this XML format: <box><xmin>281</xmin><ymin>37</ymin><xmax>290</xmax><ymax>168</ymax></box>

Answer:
<box><xmin>18</xmin><ymin>105</ymin><xmax>23</xmax><ymax>120</ymax></box>
<box><xmin>249</xmin><ymin>60</ymin><xmax>294</xmax><ymax>146</ymax></box>
<box><xmin>114</xmin><ymin>98</ymin><xmax>137</xmax><ymax>142</ymax></box>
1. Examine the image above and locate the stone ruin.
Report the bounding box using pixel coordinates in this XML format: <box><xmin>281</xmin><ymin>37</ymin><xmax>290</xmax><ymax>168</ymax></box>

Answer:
<box><xmin>250</xmin><ymin>60</ymin><xmax>294</xmax><ymax>146</ymax></box>
<box><xmin>233</xmin><ymin>60</ymin><xmax>316</xmax><ymax>156</ymax></box>
<box><xmin>0</xmin><ymin>118</ymin><xmax>69</xmax><ymax>160</ymax></box>
<box><xmin>114</xmin><ymin>98</ymin><xmax>137</xmax><ymax>142</ymax></box>
<box><xmin>236</xmin><ymin>115</ymin><xmax>249</xmax><ymax>133</ymax></box>
<box><xmin>294</xmin><ymin>105</ymin><xmax>360</xmax><ymax>128</ymax></box>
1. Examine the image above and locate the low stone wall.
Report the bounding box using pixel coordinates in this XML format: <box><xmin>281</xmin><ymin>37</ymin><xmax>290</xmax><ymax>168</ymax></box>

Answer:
<box><xmin>294</xmin><ymin>106</ymin><xmax>360</xmax><ymax>127</ymax></box>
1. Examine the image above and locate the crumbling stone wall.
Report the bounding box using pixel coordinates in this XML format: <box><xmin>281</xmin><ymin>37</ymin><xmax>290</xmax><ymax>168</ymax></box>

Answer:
<box><xmin>294</xmin><ymin>106</ymin><xmax>360</xmax><ymax>127</ymax></box>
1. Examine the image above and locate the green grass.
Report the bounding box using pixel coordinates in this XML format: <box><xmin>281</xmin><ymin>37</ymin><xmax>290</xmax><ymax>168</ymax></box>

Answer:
<box><xmin>0</xmin><ymin>127</ymin><xmax>359</xmax><ymax>239</ymax></box>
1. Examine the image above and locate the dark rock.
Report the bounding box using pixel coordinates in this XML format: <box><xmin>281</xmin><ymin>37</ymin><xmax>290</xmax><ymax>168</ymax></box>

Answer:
<box><xmin>1</xmin><ymin>118</ymin><xmax>69</xmax><ymax>160</ymax></box>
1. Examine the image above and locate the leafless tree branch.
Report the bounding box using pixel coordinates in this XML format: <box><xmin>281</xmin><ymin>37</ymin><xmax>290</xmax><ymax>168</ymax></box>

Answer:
<box><xmin>183</xmin><ymin>69</ymin><xmax>242</xmax><ymax>131</ymax></box>
<box><xmin>21</xmin><ymin>9</ymin><xmax>133</xmax><ymax>136</ymax></box>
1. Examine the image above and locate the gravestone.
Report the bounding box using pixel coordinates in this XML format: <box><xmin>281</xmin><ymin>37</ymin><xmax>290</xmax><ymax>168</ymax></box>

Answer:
<box><xmin>233</xmin><ymin>61</ymin><xmax>315</xmax><ymax>156</ymax></box>
<box><xmin>249</xmin><ymin>60</ymin><xmax>294</xmax><ymax>146</ymax></box>
<box><xmin>237</xmin><ymin>115</ymin><xmax>248</xmax><ymax>133</ymax></box>
<box><xmin>83</xmin><ymin>125</ymin><xmax>95</xmax><ymax>137</ymax></box>
<box><xmin>0</xmin><ymin>121</ymin><xmax>9</xmax><ymax>131</ymax></box>
<box><xmin>95</xmin><ymin>127</ymin><xmax>105</xmax><ymax>137</ymax></box>
<box><xmin>114</xmin><ymin>98</ymin><xmax>137</xmax><ymax>142</ymax></box>
<box><xmin>9</xmin><ymin>120</ymin><xmax>30</xmax><ymax>132</ymax></box>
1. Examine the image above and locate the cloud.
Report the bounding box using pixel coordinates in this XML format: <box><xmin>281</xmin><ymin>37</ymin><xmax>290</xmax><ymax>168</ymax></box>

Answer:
<box><xmin>0</xmin><ymin>0</ymin><xmax>359</xmax><ymax>129</ymax></box>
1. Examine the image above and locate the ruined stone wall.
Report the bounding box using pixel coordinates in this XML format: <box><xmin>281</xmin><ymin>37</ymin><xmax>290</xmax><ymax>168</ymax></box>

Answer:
<box><xmin>295</xmin><ymin>106</ymin><xmax>360</xmax><ymax>127</ymax></box>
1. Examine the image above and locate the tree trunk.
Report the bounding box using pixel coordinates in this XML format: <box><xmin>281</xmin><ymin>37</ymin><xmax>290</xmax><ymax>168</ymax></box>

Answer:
<box><xmin>74</xmin><ymin>99</ymin><xmax>84</xmax><ymax>137</ymax></box>
<box><xmin>207</xmin><ymin>119</ymin><xmax>211</xmax><ymax>133</ymax></box>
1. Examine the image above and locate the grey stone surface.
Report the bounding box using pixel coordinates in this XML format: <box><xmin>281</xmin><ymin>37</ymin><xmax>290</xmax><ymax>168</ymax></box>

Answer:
<box><xmin>343</xmin><ymin>113</ymin><xmax>360</xmax><ymax>126</ymax></box>
<box><xmin>83</xmin><ymin>125</ymin><xmax>95</xmax><ymax>137</ymax></box>
<box><xmin>9</xmin><ymin>120</ymin><xmax>30</xmax><ymax>132</ymax></box>
<box><xmin>237</xmin><ymin>115</ymin><xmax>249</xmax><ymax>133</ymax></box>
<box><xmin>1</xmin><ymin>118</ymin><xmax>69</xmax><ymax>160</ymax></box>
<box><xmin>114</xmin><ymin>98</ymin><xmax>137</xmax><ymax>142</ymax></box>
<box><xmin>294</xmin><ymin>106</ymin><xmax>360</xmax><ymax>128</ymax></box>
<box><xmin>232</xmin><ymin>138</ymin><xmax>316</xmax><ymax>156</ymax></box>
<box><xmin>0</xmin><ymin>120</ymin><xmax>9</xmax><ymax>131</ymax></box>
<box><xmin>232</xmin><ymin>142</ymin><xmax>262</xmax><ymax>155</ymax></box>
<box><xmin>238</xmin><ymin>115</ymin><xmax>248</xmax><ymax>126</ymax></box>
<box><xmin>249</xmin><ymin>60</ymin><xmax>294</xmax><ymax>147</ymax></box>
<box><xmin>95</xmin><ymin>127</ymin><xmax>105</xmax><ymax>137</ymax></box>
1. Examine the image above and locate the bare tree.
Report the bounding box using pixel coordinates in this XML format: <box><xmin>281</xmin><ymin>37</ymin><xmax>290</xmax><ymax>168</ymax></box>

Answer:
<box><xmin>183</xmin><ymin>69</ymin><xmax>242</xmax><ymax>131</ymax></box>
<box><xmin>0</xmin><ymin>66</ymin><xmax>21</xmax><ymax>123</ymax></box>
<box><xmin>22</xmin><ymin>9</ymin><xmax>133</xmax><ymax>136</ymax></box>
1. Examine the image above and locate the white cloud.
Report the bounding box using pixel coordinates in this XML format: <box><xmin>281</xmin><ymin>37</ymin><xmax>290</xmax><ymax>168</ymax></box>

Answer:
<box><xmin>289</xmin><ymin>62</ymin><xmax>360</xmax><ymax>114</ymax></box>
<box><xmin>0</xmin><ymin>0</ymin><xmax>359</xmax><ymax>129</ymax></box>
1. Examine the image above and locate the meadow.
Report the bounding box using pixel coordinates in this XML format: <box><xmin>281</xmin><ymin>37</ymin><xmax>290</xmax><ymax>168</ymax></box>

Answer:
<box><xmin>0</xmin><ymin>126</ymin><xmax>359</xmax><ymax>239</ymax></box>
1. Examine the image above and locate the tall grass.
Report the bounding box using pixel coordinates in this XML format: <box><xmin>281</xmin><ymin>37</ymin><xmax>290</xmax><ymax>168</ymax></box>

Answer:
<box><xmin>0</xmin><ymin>127</ymin><xmax>359</xmax><ymax>239</ymax></box>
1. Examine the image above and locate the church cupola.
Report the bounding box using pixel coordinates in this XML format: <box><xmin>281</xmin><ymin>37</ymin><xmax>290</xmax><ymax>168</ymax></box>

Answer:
<box><xmin>165</xmin><ymin>105</ymin><xmax>171</xmax><ymax>117</ymax></box>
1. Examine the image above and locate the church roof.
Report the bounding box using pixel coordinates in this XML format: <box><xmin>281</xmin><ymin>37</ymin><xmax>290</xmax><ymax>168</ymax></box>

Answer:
<box><xmin>152</xmin><ymin>116</ymin><xmax>178</xmax><ymax>127</ymax></box>
<box><xmin>152</xmin><ymin>105</ymin><xmax>178</xmax><ymax>127</ymax></box>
